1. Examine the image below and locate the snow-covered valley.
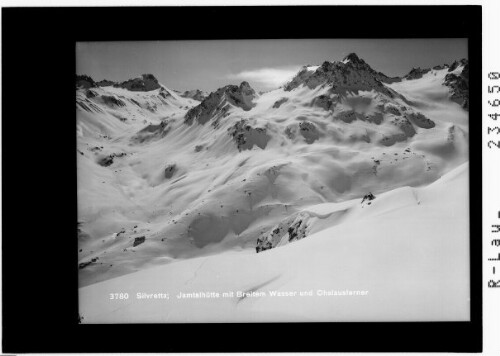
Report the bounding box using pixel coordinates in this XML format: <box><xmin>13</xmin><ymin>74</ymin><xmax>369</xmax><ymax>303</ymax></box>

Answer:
<box><xmin>77</xmin><ymin>53</ymin><xmax>470</xmax><ymax>323</ymax></box>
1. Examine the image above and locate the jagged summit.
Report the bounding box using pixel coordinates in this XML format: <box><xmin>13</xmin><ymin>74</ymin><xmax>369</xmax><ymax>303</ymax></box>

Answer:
<box><xmin>184</xmin><ymin>81</ymin><xmax>257</xmax><ymax>125</ymax></box>
<box><xmin>114</xmin><ymin>74</ymin><xmax>161</xmax><ymax>92</ymax></box>
<box><xmin>402</xmin><ymin>58</ymin><xmax>468</xmax><ymax>81</ymax></box>
<box><xmin>342</xmin><ymin>52</ymin><xmax>364</xmax><ymax>64</ymax></box>
<box><xmin>448</xmin><ymin>58</ymin><xmax>468</xmax><ymax>72</ymax></box>
<box><xmin>397</xmin><ymin>58</ymin><xmax>468</xmax><ymax>110</ymax></box>
<box><xmin>96</xmin><ymin>79</ymin><xmax>115</xmax><ymax>87</ymax></box>
<box><xmin>76</xmin><ymin>74</ymin><xmax>163</xmax><ymax>92</ymax></box>
<box><xmin>284</xmin><ymin>53</ymin><xmax>398</xmax><ymax>95</ymax></box>
<box><xmin>445</xmin><ymin>61</ymin><xmax>469</xmax><ymax>110</ymax></box>
<box><xmin>76</xmin><ymin>74</ymin><xmax>97</xmax><ymax>89</ymax></box>
<box><xmin>404</xmin><ymin>67</ymin><xmax>431</xmax><ymax>80</ymax></box>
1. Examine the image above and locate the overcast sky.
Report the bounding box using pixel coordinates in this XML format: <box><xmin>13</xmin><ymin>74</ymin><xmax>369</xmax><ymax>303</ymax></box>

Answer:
<box><xmin>76</xmin><ymin>39</ymin><xmax>467</xmax><ymax>93</ymax></box>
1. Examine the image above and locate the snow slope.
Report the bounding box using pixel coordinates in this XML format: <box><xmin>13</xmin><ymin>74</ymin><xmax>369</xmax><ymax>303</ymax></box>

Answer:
<box><xmin>79</xmin><ymin>163</ymin><xmax>469</xmax><ymax>323</ymax></box>
<box><xmin>386</xmin><ymin>65</ymin><xmax>468</xmax><ymax>126</ymax></box>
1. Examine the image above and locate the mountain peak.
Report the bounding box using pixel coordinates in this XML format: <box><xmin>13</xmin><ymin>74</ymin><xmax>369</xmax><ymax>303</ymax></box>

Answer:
<box><xmin>184</xmin><ymin>82</ymin><xmax>257</xmax><ymax>125</ymax></box>
<box><xmin>141</xmin><ymin>73</ymin><xmax>159</xmax><ymax>81</ymax></box>
<box><xmin>342</xmin><ymin>52</ymin><xmax>363</xmax><ymax>64</ymax></box>
<box><xmin>76</xmin><ymin>74</ymin><xmax>97</xmax><ymax>89</ymax></box>
<box><xmin>114</xmin><ymin>73</ymin><xmax>161</xmax><ymax>92</ymax></box>
<box><xmin>284</xmin><ymin>53</ymin><xmax>395</xmax><ymax>94</ymax></box>
<box><xmin>239</xmin><ymin>81</ymin><xmax>256</xmax><ymax>96</ymax></box>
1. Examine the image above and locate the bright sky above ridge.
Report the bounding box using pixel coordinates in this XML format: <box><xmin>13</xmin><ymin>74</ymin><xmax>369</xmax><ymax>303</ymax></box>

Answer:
<box><xmin>77</xmin><ymin>39</ymin><xmax>467</xmax><ymax>93</ymax></box>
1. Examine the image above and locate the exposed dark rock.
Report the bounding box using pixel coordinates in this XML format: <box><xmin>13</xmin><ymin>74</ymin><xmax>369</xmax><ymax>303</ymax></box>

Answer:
<box><xmin>96</xmin><ymin>79</ymin><xmax>116</xmax><ymax>87</ymax></box>
<box><xmin>98</xmin><ymin>156</ymin><xmax>114</xmax><ymax>167</ymax></box>
<box><xmin>283</xmin><ymin>66</ymin><xmax>316</xmax><ymax>92</ymax></box>
<box><xmin>444</xmin><ymin>61</ymin><xmax>469</xmax><ymax>110</ymax></box>
<box><xmin>384</xmin><ymin>103</ymin><xmax>402</xmax><ymax>116</ymax></box>
<box><xmin>228</xmin><ymin>120</ymin><xmax>270</xmax><ymax>151</ymax></box>
<box><xmin>256</xmin><ymin>212</ymin><xmax>310</xmax><ymax>253</ymax></box>
<box><xmin>299</xmin><ymin>121</ymin><xmax>320</xmax><ymax>143</ymax></box>
<box><xmin>76</xmin><ymin>74</ymin><xmax>97</xmax><ymax>89</ymax></box>
<box><xmin>361</xmin><ymin>192</ymin><xmax>376</xmax><ymax>203</ymax></box>
<box><xmin>390</xmin><ymin>116</ymin><xmax>416</xmax><ymax>137</ymax></box>
<box><xmin>311</xmin><ymin>94</ymin><xmax>335</xmax><ymax>111</ymax></box>
<box><xmin>79</xmin><ymin>257</ymin><xmax>99</xmax><ymax>269</ymax></box>
<box><xmin>380</xmin><ymin>115</ymin><xmax>418</xmax><ymax>146</ymax></box>
<box><xmin>255</xmin><ymin>240</ymin><xmax>272</xmax><ymax>253</ymax></box>
<box><xmin>85</xmin><ymin>89</ymin><xmax>98</xmax><ymax>98</ymax></box>
<box><xmin>97</xmin><ymin>152</ymin><xmax>128</xmax><ymax>167</ymax></box>
<box><xmin>448</xmin><ymin>58</ymin><xmax>468</xmax><ymax>72</ymax></box>
<box><xmin>447</xmin><ymin>125</ymin><xmax>456</xmax><ymax>142</ymax></box>
<box><xmin>366</xmin><ymin>111</ymin><xmax>383</xmax><ymax>125</ymax></box>
<box><xmin>342</xmin><ymin>53</ymin><xmax>400</xmax><ymax>83</ymax></box>
<box><xmin>158</xmin><ymin>86</ymin><xmax>172</xmax><ymax>99</ymax></box>
<box><xmin>336</xmin><ymin>110</ymin><xmax>357</xmax><ymax>123</ymax></box>
<box><xmin>405</xmin><ymin>111</ymin><xmax>435</xmax><ymax>129</ymax></box>
<box><xmin>433</xmin><ymin>64</ymin><xmax>449</xmax><ymax>70</ymax></box>
<box><xmin>185</xmin><ymin>82</ymin><xmax>257</xmax><ymax>125</ymax></box>
<box><xmin>114</xmin><ymin>74</ymin><xmax>161</xmax><ymax>92</ymax></box>
<box><xmin>111</xmin><ymin>113</ymin><xmax>128</xmax><ymax>122</ymax></box>
<box><xmin>131</xmin><ymin>120</ymin><xmax>171</xmax><ymax>144</ymax></box>
<box><xmin>380</xmin><ymin>133</ymin><xmax>409</xmax><ymax>147</ymax></box>
<box><xmin>284</xmin><ymin>53</ymin><xmax>399</xmax><ymax>95</ymax></box>
<box><xmin>404</xmin><ymin>67</ymin><xmax>431</xmax><ymax>80</ymax></box>
<box><xmin>180</xmin><ymin>89</ymin><xmax>207</xmax><ymax>101</ymax></box>
<box><xmin>101</xmin><ymin>95</ymin><xmax>126</xmax><ymax>107</ymax></box>
<box><xmin>287</xmin><ymin>219</ymin><xmax>304</xmax><ymax>242</ymax></box>
<box><xmin>284</xmin><ymin>126</ymin><xmax>296</xmax><ymax>139</ymax></box>
<box><xmin>164</xmin><ymin>164</ymin><xmax>177</xmax><ymax>179</ymax></box>
<box><xmin>133</xmin><ymin>236</ymin><xmax>146</xmax><ymax>247</ymax></box>
<box><xmin>272</xmin><ymin>97</ymin><xmax>288</xmax><ymax>109</ymax></box>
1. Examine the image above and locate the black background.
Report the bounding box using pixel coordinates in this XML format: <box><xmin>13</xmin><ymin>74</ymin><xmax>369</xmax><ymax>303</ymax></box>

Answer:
<box><xmin>2</xmin><ymin>6</ymin><xmax>482</xmax><ymax>353</ymax></box>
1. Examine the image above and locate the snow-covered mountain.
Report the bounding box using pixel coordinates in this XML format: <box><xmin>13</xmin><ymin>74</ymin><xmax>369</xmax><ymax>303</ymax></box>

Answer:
<box><xmin>77</xmin><ymin>54</ymin><xmax>469</xmax><ymax>323</ymax></box>
<box><xmin>178</xmin><ymin>89</ymin><xmax>208</xmax><ymax>101</ymax></box>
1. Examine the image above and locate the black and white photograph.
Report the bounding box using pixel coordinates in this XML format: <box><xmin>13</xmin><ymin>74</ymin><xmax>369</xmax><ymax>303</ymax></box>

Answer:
<box><xmin>76</xmin><ymin>39</ymin><xmax>471</xmax><ymax>323</ymax></box>
<box><xmin>2</xmin><ymin>4</ymin><xmax>490</xmax><ymax>353</ymax></box>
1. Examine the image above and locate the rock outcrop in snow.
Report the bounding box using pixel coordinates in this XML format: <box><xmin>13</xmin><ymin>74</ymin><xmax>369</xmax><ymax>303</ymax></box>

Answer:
<box><xmin>131</xmin><ymin>121</ymin><xmax>171</xmax><ymax>144</ymax></box>
<box><xmin>361</xmin><ymin>192</ymin><xmax>376</xmax><ymax>204</ymax></box>
<box><xmin>133</xmin><ymin>236</ymin><xmax>146</xmax><ymax>247</ymax></box>
<box><xmin>76</xmin><ymin>74</ymin><xmax>97</xmax><ymax>89</ymax></box>
<box><xmin>311</xmin><ymin>94</ymin><xmax>335</xmax><ymax>111</ymax></box>
<box><xmin>299</xmin><ymin>121</ymin><xmax>320</xmax><ymax>143</ymax></box>
<box><xmin>97</xmin><ymin>152</ymin><xmax>127</xmax><ymax>167</ymax></box>
<box><xmin>272</xmin><ymin>97</ymin><xmax>288</xmax><ymax>109</ymax></box>
<box><xmin>444</xmin><ymin>60</ymin><xmax>469</xmax><ymax>110</ymax></box>
<box><xmin>256</xmin><ymin>212</ymin><xmax>311</xmax><ymax>253</ymax></box>
<box><xmin>448</xmin><ymin>59</ymin><xmax>468</xmax><ymax>72</ymax></box>
<box><xmin>405</xmin><ymin>111</ymin><xmax>435</xmax><ymax>129</ymax></box>
<box><xmin>184</xmin><ymin>82</ymin><xmax>257</xmax><ymax>125</ymax></box>
<box><xmin>180</xmin><ymin>89</ymin><xmax>207</xmax><ymax>101</ymax></box>
<box><xmin>164</xmin><ymin>164</ymin><xmax>177</xmax><ymax>179</ymax></box>
<box><xmin>228</xmin><ymin>119</ymin><xmax>270</xmax><ymax>151</ymax></box>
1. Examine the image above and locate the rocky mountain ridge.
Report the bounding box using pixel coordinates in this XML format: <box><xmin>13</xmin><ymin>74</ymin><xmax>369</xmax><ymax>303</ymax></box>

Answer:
<box><xmin>184</xmin><ymin>81</ymin><xmax>257</xmax><ymax>125</ymax></box>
